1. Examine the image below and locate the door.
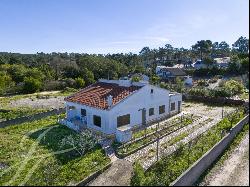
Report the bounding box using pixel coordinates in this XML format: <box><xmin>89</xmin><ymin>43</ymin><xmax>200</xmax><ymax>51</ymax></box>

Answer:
<box><xmin>142</xmin><ymin>108</ymin><xmax>146</xmax><ymax>126</ymax></box>
<box><xmin>178</xmin><ymin>101</ymin><xmax>181</xmax><ymax>113</ymax></box>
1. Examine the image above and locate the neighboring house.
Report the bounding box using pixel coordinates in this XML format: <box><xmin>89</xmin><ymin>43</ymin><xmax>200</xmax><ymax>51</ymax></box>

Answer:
<box><xmin>214</xmin><ymin>57</ymin><xmax>230</xmax><ymax>68</ymax></box>
<box><xmin>193</xmin><ymin>60</ymin><xmax>208</xmax><ymax>69</ymax></box>
<box><xmin>156</xmin><ymin>66</ymin><xmax>192</xmax><ymax>85</ymax></box>
<box><xmin>156</xmin><ymin>66</ymin><xmax>186</xmax><ymax>80</ymax></box>
<box><xmin>60</xmin><ymin>79</ymin><xmax>182</xmax><ymax>142</ymax></box>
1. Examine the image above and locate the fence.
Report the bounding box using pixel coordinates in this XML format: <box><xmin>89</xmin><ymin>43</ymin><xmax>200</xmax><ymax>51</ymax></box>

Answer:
<box><xmin>0</xmin><ymin>108</ymin><xmax>66</xmax><ymax>128</ymax></box>
<box><xmin>115</xmin><ymin>113</ymin><xmax>199</xmax><ymax>158</ymax></box>
<box><xmin>170</xmin><ymin>114</ymin><xmax>249</xmax><ymax>186</ymax></box>
<box><xmin>183</xmin><ymin>94</ymin><xmax>248</xmax><ymax>107</ymax></box>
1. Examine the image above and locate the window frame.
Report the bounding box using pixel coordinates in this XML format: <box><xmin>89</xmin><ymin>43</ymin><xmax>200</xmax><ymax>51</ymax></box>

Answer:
<box><xmin>81</xmin><ymin>109</ymin><xmax>86</xmax><ymax>117</ymax></box>
<box><xmin>117</xmin><ymin>114</ymin><xmax>130</xmax><ymax>128</ymax></box>
<box><xmin>171</xmin><ymin>102</ymin><xmax>176</xmax><ymax>111</ymax></box>
<box><xmin>93</xmin><ymin>115</ymin><xmax>101</xmax><ymax>127</ymax></box>
<box><xmin>159</xmin><ymin>105</ymin><xmax>165</xmax><ymax>114</ymax></box>
<box><xmin>149</xmin><ymin>108</ymin><xmax>154</xmax><ymax>116</ymax></box>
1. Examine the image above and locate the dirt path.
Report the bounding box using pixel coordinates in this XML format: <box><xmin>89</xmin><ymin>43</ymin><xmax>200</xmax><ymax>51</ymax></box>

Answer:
<box><xmin>201</xmin><ymin>133</ymin><xmax>249</xmax><ymax>186</ymax></box>
<box><xmin>87</xmin><ymin>159</ymin><xmax>133</xmax><ymax>186</ymax></box>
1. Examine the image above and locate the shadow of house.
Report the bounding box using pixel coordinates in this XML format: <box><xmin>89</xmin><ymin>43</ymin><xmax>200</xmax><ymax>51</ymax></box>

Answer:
<box><xmin>28</xmin><ymin>124</ymin><xmax>101</xmax><ymax>164</ymax></box>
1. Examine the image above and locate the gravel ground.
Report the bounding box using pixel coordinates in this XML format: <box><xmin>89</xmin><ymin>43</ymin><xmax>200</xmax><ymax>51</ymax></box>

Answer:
<box><xmin>87</xmin><ymin>159</ymin><xmax>133</xmax><ymax>186</ymax></box>
<box><xmin>9</xmin><ymin>96</ymin><xmax>65</xmax><ymax>109</ymax></box>
<box><xmin>200</xmin><ymin>133</ymin><xmax>249</xmax><ymax>186</ymax></box>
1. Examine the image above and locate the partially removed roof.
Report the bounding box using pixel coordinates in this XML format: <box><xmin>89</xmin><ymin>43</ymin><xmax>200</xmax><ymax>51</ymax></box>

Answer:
<box><xmin>65</xmin><ymin>82</ymin><xmax>143</xmax><ymax>110</ymax></box>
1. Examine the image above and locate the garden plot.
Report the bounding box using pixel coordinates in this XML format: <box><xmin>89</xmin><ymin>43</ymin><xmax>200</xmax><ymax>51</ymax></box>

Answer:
<box><xmin>124</xmin><ymin>103</ymin><xmax>236</xmax><ymax>169</ymax></box>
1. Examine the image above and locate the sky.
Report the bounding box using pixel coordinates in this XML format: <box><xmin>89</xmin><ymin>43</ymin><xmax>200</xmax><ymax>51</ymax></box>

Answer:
<box><xmin>0</xmin><ymin>0</ymin><xmax>249</xmax><ymax>54</ymax></box>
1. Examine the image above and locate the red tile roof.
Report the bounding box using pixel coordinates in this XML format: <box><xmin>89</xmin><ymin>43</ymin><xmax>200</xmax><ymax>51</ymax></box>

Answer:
<box><xmin>65</xmin><ymin>82</ymin><xmax>143</xmax><ymax>110</ymax></box>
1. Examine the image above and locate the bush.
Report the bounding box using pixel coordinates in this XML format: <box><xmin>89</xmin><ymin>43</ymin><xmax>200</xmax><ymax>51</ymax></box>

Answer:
<box><xmin>209</xmin><ymin>88</ymin><xmax>232</xmax><ymax>98</ymax></box>
<box><xmin>23</xmin><ymin>77</ymin><xmax>42</xmax><ymax>93</ymax></box>
<box><xmin>131</xmin><ymin>162</ymin><xmax>147</xmax><ymax>186</ymax></box>
<box><xmin>43</xmin><ymin>80</ymin><xmax>64</xmax><ymax>91</ymax></box>
<box><xmin>188</xmin><ymin>88</ymin><xmax>209</xmax><ymax>97</ymax></box>
<box><xmin>224</xmin><ymin>80</ymin><xmax>244</xmax><ymax>96</ymax></box>
<box><xmin>197</xmin><ymin>79</ymin><xmax>209</xmax><ymax>87</ymax></box>
<box><xmin>74</xmin><ymin>77</ymin><xmax>85</xmax><ymax>88</ymax></box>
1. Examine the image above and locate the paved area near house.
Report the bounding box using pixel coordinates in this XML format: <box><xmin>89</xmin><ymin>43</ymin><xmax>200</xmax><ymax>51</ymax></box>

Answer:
<box><xmin>200</xmin><ymin>133</ymin><xmax>249</xmax><ymax>186</ymax></box>
<box><xmin>88</xmin><ymin>159</ymin><xmax>133</xmax><ymax>186</ymax></box>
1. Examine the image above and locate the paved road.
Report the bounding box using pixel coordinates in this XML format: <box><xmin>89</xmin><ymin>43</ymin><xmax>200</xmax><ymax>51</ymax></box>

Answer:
<box><xmin>200</xmin><ymin>133</ymin><xmax>249</xmax><ymax>186</ymax></box>
<box><xmin>88</xmin><ymin>159</ymin><xmax>133</xmax><ymax>186</ymax></box>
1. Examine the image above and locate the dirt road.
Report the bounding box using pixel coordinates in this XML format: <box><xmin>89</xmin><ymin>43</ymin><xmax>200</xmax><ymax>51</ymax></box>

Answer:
<box><xmin>200</xmin><ymin>133</ymin><xmax>249</xmax><ymax>186</ymax></box>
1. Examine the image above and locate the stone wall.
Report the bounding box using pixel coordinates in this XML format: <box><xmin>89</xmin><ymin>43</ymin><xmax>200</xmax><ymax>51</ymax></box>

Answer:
<box><xmin>183</xmin><ymin>94</ymin><xmax>248</xmax><ymax>106</ymax></box>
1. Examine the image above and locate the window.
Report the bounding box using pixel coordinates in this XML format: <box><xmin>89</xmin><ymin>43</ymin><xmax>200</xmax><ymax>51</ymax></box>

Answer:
<box><xmin>171</xmin><ymin>102</ymin><xmax>176</xmax><ymax>111</ymax></box>
<box><xmin>68</xmin><ymin>106</ymin><xmax>75</xmax><ymax>110</ymax></box>
<box><xmin>117</xmin><ymin>114</ymin><xmax>130</xmax><ymax>128</ymax></box>
<box><xmin>159</xmin><ymin>105</ymin><xmax>165</xmax><ymax>114</ymax></box>
<box><xmin>149</xmin><ymin>108</ymin><xmax>154</xmax><ymax>116</ymax></box>
<box><xmin>93</xmin><ymin>115</ymin><xmax>101</xmax><ymax>127</ymax></box>
<box><xmin>81</xmin><ymin>109</ymin><xmax>86</xmax><ymax>116</ymax></box>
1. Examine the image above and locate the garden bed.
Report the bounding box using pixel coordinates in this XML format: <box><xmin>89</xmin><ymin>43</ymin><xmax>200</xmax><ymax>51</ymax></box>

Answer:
<box><xmin>130</xmin><ymin>109</ymin><xmax>246</xmax><ymax>186</ymax></box>
<box><xmin>115</xmin><ymin>114</ymin><xmax>201</xmax><ymax>158</ymax></box>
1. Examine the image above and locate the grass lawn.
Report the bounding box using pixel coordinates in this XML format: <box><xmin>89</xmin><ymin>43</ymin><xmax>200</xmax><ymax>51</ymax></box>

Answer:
<box><xmin>0</xmin><ymin>115</ymin><xmax>110</xmax><ymax>186</ymax></box>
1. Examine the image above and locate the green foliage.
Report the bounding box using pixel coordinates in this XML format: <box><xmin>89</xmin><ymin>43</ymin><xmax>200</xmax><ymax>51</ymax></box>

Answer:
<box><xmin>197</xmin><ymin>79</ymin><xmax>209</xmax><ymax>87</ymax></box>
<box><xmin>132</xmin><ymin>76</ymin><xmax>141</xmax><ymax>82</ymax></box>
<box><xmin>74</xmin><ymin>77</ymin><xmax>85</xmax><ymax>88</ymax></box>
<box><xmin>224</xmin><ymin>80</ymin><xmax>244</xmax><ymax>96</ymax></box>
<box><xmin>0</xmin><ymin>71</ymin><xmax>14</xmax><ymax>94</ymax></box>
<box><xmin>131</xmin><ymin>162</ymin><xmax>147</xmax><ymax>186</ymax></box>
<box><xmin>23</xmin><ymin>77</ymin><xmax>42</xmax><ymax>93</ymax></box>
<box><xmin>0</xmin><ymin>116</ymin><xmax>110</xmax><ymax>186</ymax></box>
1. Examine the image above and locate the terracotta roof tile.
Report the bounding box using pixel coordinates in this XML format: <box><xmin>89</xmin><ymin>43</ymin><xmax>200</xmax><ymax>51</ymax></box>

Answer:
<box><xmin>65</xmin><ymin>82</ymin><xmax>143</xmax><ymax>110</ymax></box>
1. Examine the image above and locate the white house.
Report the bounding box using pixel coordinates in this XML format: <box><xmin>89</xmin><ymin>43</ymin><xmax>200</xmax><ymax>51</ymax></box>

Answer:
<box><xmin>156</xmin><ymin>66</ymin><xmax>193</xmax><ymax>86</ymax></box>
<box><xmin>193</xmin><ymin>60</ymin><xmax>208</xmax><ymax>69</ymax></box>
<box><xmin>214</xmin><ymin>57</ymin><xmax>230</xmax><ymax>68</ymax></box>
<box><xmin>60</xmin><ymin>79</ymin><xmax>182</xmax><ymax>142</ymax></box>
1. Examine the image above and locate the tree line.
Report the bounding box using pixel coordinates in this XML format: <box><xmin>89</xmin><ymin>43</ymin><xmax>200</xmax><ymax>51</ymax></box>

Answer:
<box><xmin>0</xmin><ymin>36</ymin><xmax>249</xmax><ymax>95</ymax></box>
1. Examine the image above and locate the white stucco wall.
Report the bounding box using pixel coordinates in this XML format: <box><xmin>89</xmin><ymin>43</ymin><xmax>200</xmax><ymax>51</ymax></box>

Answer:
<box><xmin>65</xmin><ymin>85</ymin><xmax>182</xmax><ymax>135</ymax></box>
<box><xmin>108</xmin><ymin>85</ymin><xmax>171</xmax><ymax>134</ymax></box>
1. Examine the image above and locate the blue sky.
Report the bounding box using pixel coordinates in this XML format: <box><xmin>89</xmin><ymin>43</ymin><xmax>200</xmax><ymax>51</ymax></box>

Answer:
<box><xmin>0</xmin><ymin>0</ymin><xmax>249</xmax><ymax>54</ymax></box>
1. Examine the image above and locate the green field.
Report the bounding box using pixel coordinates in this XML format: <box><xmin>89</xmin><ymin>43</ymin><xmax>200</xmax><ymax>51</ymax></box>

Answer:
<box><xmin>0</xmin><ymin>115</ymin><xmax>110</xmax><ymax>186</ymax></box>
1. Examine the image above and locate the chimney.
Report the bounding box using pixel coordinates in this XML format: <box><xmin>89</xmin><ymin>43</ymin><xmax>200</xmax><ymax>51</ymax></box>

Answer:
<box><xmin>107</xmin><ymin>95</ymin><xmax>113</xmax><ymax>108</ymax></box>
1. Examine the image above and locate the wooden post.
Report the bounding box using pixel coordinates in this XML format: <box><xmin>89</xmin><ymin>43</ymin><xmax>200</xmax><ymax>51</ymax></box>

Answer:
<box><xmin>222</xmin><ymin>107</ymin><xmax>224</xmax><ymax>119</ymax></box>
<box><xmin>156</xmin><ymin>136</ymin><xmax>159</xmax><ymax>161</ymax></box>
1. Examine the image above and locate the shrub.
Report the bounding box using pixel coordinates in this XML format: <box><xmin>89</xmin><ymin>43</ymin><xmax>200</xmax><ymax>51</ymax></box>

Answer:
<box><xmin>209</xmin><ymin>88</ymin><xmax>232</xmax><ymax>98</ymax></box>
<box><xmin>224</xmin><ymin>80</ymin><xmax>244</xmax><ymax>96</ymax></box>
<box><xmin>74</xmin><ymin>77</ymin><xmax>85</xmax><ymax>88</ymax></box>
<box><xmin>197</xmin><ymin>79</ymin><xmax>209</xmax><ymax>87</ymax></box>
<box><xmin>188</xmin><ymin>88</ymin><xmax>209</xmax><ymax>97</ymax></box>
<box><xmin>23</xmin><ymin>77</ymin><xmax>42</xmax><ymax>93</ymax></box>
<box><xmin>131</xmin><ymin>162</ymin><xmax>147</xmax><ymax>186</ymax></box>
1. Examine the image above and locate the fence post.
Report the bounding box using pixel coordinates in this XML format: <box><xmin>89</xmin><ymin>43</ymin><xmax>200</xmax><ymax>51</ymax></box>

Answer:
<box><xmin>156</xmin><ymin>136</ymin><xmax>159</xmax><ymax>162</ymax></box>
<box><xmin>222</xmin><ymin>107</ymin><xmax>224</xmax><ymax>119</ymax></box>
